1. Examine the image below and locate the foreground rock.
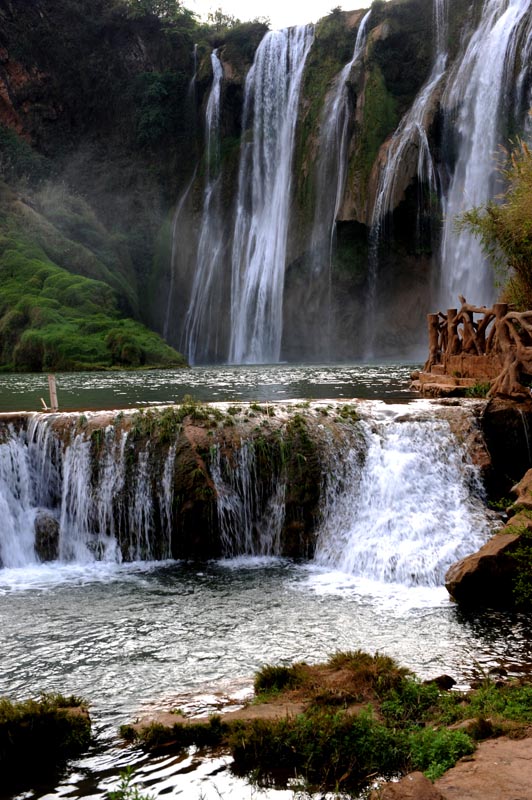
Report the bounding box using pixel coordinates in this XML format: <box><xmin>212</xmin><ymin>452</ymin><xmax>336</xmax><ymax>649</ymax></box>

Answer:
<box><xmin>445</xmin><ymin>530</ymin><xmax>521</xmax><ymax>607</ymax></box>
<box><xmin>374</xmin><ymin>736</ymin><xmax>532</xmax><ymax>800</ymax></box>
<box><xmin>435</xmin><ymin>735</ymin><xmax>532</xmax><ymax>800</ymax></box>
<box><xmin>371</xmin><ymin>772</ymin><xmax>446</xmax><ymax>800</ymax></box>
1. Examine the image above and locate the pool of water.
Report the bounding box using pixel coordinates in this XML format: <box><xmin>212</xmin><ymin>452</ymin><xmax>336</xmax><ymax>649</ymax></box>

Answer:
<box><xmin>1</xmin><ymin>559</ymin><xmax>530</xmax><ymax>800</ymax></box>
<box><xmin>0</xmin><ymin>363</ymin><xmax>418</xmax><ymax>412</ymax></box>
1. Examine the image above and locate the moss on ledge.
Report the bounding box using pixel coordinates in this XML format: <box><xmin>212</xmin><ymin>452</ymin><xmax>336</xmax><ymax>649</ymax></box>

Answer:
<box><xmin>0</xmin><ymin>185</ymin><xmax>186</xmax><ymax>372</ymax></box>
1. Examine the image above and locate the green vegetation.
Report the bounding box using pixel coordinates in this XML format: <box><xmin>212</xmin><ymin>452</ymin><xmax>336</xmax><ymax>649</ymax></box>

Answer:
<box><xmin>511</xmin><ymin>526</ymin><xmax>532</xmax><ymax>608</ymax></box>
<box><xmin>0</xmin><ymin>185</ymin><xmax>186</xmax><ymax>371</ymax></box>
<box><xmin>108</xmin><ymin>767</ymin><xmax>152</xmax><ymax>800</ymax></box>
<box><xmin>351</xmin><ymin>62</ymin><xmax>398</xmax><ymax>204</ymax></box>
<box><xmin>465</xmin><ymin>381</ymin><xmax>491</xmax><ymax>398</ymax></box>
<box><xmin>122</xmin><ymin>650</ymin><xmax>532</xmax><ymax>791</ymax></box>
<box><xmin>295</xmin><ymin>10</ymin><xmax>358</xmax><ymax>219</ymax></box>
<box><xmin>0</xmin><ymin>694</ymin><xmax>91</xmax><ymax>785</ymax></box>
<box><xmin>254</xmin><ymin>663</ymin><xmax>307</xmax><ymax>696</ymax></box>
<box><xmin>122</xmin><ymin>651</ymin><xmax>497</xmax><ymax>791</ymax></box>
<box><xmin>0</xmin><ymin>125</ymin><xmax>50</xmax><ymax>186</ymax></box>
<box><xmin>459</xmin><ymin>140</ymin><xmax>532</xmax><ymax>308</ymax></box>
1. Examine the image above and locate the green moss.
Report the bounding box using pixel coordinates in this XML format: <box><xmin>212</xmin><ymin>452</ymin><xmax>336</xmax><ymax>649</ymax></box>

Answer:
<box><xmin>294</xmin><ymin>11</ymin><xmax>358</xmax><ymax>221</ymax></box>
<box><xmin>0</xmin><ymin>227</ymin><xmax>186</xmax><ymax>371</ymax></box>
<box><xmin>351</xmin><ymin>62</ymin><xmax>398</xmax><ymax>205</ymax></box>
<box><xmin>0</xmin><ymin>125</ymin><xmax>50</xmax><ymax>185</ymax></box>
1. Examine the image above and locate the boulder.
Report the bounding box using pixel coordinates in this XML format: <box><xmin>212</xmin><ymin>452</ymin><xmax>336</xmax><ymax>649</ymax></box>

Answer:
<box><xmin>424</xmin><ymin>674</ymin><xmax>456</xmax><ymax>690</ymax></box>
<box><xmin>481</xmin><ymin>398</ymin><xmax>532</xmax><ymax>493</ymax></box>
<box><xmin>34</xmin><ymin>511</ymin><xmax>60</xmax><ymax>562</ymax></box>
<box><xmin>445</xmin><ymin>531</ymin><xmax>521</xmax><ymax>607</ymax></box>
<box><xmin>509</xmin><ymin>468</ymin><xmax>532</xmax><ymax>514</ymax></box>
<box><xmin>370</xmin><ymin>772</ymin><xmax>447</xmax><ymax>800</ymax></box>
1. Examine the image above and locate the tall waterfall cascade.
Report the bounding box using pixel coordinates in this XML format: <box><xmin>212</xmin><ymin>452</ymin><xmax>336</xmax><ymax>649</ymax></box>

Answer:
<box><xmin>439</xmin><ymin>0</ymin><xmax>532</xmax><ymax>308</ymax></box>
<box><xmin>365</xmin><ymin>0</ymin><xmax>448</xmax><ymax>357</ymax></box>
<box><xmin>0</xmin><ymin>405</ymin><xmax>494</xmax><ymax>590</ymax></box>
<box><xmin>371</xmin><ymin>0</ymin><xmax>448</xmax><ymax>228</ymax></box>
<box><xmin>310</xmin><ymin>9</ymin><xmax>372</xmax><ymax>276</ymax></box>
<box><xmin>168</xmin><ymin>2</ymin><xmax>532</xmax><ymax>364</ymax></box>
<box><xmin>182</xmin><ymin>50</ymin><xmax>225</xmax><ymax>365</ymax></box>
<box><xmin>306</xmin><ymin>11</ymin><xmax>371</xmax><ymax>355</ymax></box>
<box><xmin>229</xmin><ymin>25</ymin><xmax>314</xmax><ymax>364</ymax></box>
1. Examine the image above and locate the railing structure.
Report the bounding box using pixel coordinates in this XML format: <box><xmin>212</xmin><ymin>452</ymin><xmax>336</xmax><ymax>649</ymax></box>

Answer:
<box><xmin>424</xmin><ymin>296</ymin><xmax>532</xmax><ymax>398</ymax></box>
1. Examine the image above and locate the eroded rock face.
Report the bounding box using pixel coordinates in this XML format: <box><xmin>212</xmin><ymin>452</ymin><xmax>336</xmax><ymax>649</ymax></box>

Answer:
<box><xmin>481</xmin><ymin>398</ymin><xmax>532</xmax><ymax>494</ymax></box>
<box><xmin>34</xmin><ymin>510</ymin><xmax>59</xmax><ymax>562</ymax></box>
<box><xmin>444</xmin><ymin>531</ymin><xmax>522</xmax><ymax>608</ymax></box>
<box><xmin>510</xmin><ymin>468</ymin><xmax>532</xmax><ymax>514</ymax></box>
<box><xmin>371</xmin><ymin>772</ymin><xmax>447</xmax><ymax>800</ymax></box>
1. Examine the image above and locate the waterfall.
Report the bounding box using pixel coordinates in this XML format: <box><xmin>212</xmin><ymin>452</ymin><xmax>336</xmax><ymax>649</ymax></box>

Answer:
<box><xmin>307</xmin><ymin>11</ymin><xmax>371</xmax><ymax>352</ymax></box>
<box><xmin>0</xmin><ymin>404</ymin><xmax>495</xmax><ymax>585</ymax></box>
<box><xmin>229</xmin><ymin>25</ymin><xmax>314</xmax><ymax>365</ymax></box>
<box><xmin>314</xmin><ymin>407</ymin><xmax>492</xmax><ymax>587</ymax></box>
<box><xmin>0</xmin><ymin>428</ymin><xmax>39</xmax><ymax>568</ymax></box>
<box><xmin>210</xmin><ymin>441</ymin><xmax>285</xmax><ymax>556</ymax></box>
<box><xmin>516</xmin><ymin>13</ymin><xmax>532</xmax><ymax>140</ymax></box>
<box><xmin>182</xmin><ymin>50</ymin><xmax>226</xmax><ymax>364</ymax></box>
<box><xmin>366</xmin><ymin>0</ymin><xmax>448</xmax><ymax>357</ymax></box>
<box><xmin>439</xmin><ymin>0</ymin><xmax>532</xmax><ymax>307</ymax></box>
<box><xmin>0</xmin><ymin>415</ymin><xmax>178</xmax><ymax>568</ymax></box>
<box><xmin>163</xmin><ymin>169</ymin><xmax>196</xmax><ymax>342</ymax></box>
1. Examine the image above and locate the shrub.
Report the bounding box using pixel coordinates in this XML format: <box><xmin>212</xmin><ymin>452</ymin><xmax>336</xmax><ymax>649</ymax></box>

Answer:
<box><xmin>0</xmin><ymin>694</ymin><xmax>91</xmax><ymax>784</ymax></box>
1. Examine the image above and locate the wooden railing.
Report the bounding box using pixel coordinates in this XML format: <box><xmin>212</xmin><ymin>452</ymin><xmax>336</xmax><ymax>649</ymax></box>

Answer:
<box><xmin>425</xmin><ymin>296</ymin><xmax>532</xmax><ymax>397</ymax></box>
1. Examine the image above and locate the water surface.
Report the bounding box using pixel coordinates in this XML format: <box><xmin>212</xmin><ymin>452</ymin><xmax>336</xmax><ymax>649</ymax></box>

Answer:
<box><xmin>1</xmin><ymin>559</ymin><xmax>531</xmax><ymax>800</ymax></box>
<box><xmin>0</xmin><ymin>363</ymin><xmax>418</xmax><ymax>412</ymax></box>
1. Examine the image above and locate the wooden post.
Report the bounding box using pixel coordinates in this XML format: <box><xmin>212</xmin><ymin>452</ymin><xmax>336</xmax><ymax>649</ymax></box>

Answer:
<box><xmin>424</xmin><ymin>313</ymin><xmax>441</xmax><ymax>371</ymax></box>
<box><xmin>48</xmin><ymin>374</ymin><xmax>59</xmax><ymax>411</ymax></box>
<box><xmin>446</xmin><ymin>308</ymin><xmax>460</xmax><ymax>359</ymax></box>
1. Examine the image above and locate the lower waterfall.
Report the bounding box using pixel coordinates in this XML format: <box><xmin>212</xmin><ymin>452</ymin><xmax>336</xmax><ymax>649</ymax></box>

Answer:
<box><xmin>314</xmin><ymin>408</ymin><xmax>490</xmax><ymax>586</ymax></box>
<box><xmin>0</xmin><ymin>403</ymin><xmax>494</xmax><ymax>587</ymax></box>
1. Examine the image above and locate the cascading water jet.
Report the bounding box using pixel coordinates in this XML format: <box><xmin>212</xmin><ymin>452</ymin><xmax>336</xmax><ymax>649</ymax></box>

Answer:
<box><xmin>229</xmin><ymin>25</ymin><xmax>314</xmax><ymax>365</ymax></box>
<box><xmin>439</xmin><ymin>0</ymin><xmax>532</xmax><ymax>308</ymax></box>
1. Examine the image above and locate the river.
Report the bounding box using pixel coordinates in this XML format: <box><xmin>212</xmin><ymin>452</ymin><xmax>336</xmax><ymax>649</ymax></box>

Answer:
<box><xmin>0</xmin><ymin>365</ymin><xmax>530</xmax><ymax>800</ymax></box>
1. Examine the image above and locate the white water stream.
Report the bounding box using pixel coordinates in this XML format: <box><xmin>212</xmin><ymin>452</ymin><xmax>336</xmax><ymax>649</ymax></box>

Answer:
<box><xmin>0</xmin><ymin>401</ymin><xmax>491</xmax><ymax>576</ymax></box>
<box><xmin>229</xmin><ymin>26</ymin><xmax>314</xmax><ymax>364</ymax></box>
<box><xmin>315</xmin><ymin>407</ymin><xmax>489</xmax><ymax>587</ymax></box>
<box><xmin>439</xmin><ymin>0</ymin><xmax>532</xmax><ymax>307</ymax></box>
<box><xmin>366</xmin><ymin>0</ymin><xmax>448</xmax><ymax>357</ymax></box>
<box><xmin>309</xmin><ymin>10</ymin><xmax>371</xmax><ymax>276</ymax></box>
<box><xmin>182</xmin><ymin>50</ymin><xmax>225</xmax><ymax>365</ymax></box>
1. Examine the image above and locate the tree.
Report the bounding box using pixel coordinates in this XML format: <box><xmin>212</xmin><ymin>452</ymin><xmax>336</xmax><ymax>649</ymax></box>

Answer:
<box><xmin>207</xmin><ymin>7</ymin><xmax>240</xmax><ymax>30</ymax></box>
<box><xmin>125</xmin><ymin>0</ymin><xmax>184</xmax><ymax>19</ymax></box>
<box><xmin>459</xmin><ymin>139</ymin><xmax>532</xmax><ymax>309</ymax></box>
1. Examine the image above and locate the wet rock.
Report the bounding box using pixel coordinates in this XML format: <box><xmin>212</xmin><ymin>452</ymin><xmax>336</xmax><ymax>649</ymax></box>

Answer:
<box><xmin>445</xmin><ymin>531</ymin><xmax>521</xmax><ymax>608</ymax></box>
<box><xmin>509</xmin><ymin>468</ymin><xmax>532</xmax><ymax>515</ymax></box>
<box><xmin>34</xmin><ymin>511</ymin><xmax>59</xmax><ymax>562</ymax></box>
<box><xmin>481</xmin><ymin>398</ymin><xmax>532</xmax><ymax>494</ymax></box>
<box><xmin>436</xmin><ymin>735</ymin><xmax>532</xmax><ymax>800</ymax></box>
<box><xmin>370</xmin><ymin>772</ymin><xmax>447</xmax><ymax>800</ymax></box>
<box><xmin>424</xmin><ymin>674</ymin><xmax>456</xmax><ymax>690</ymax></box>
